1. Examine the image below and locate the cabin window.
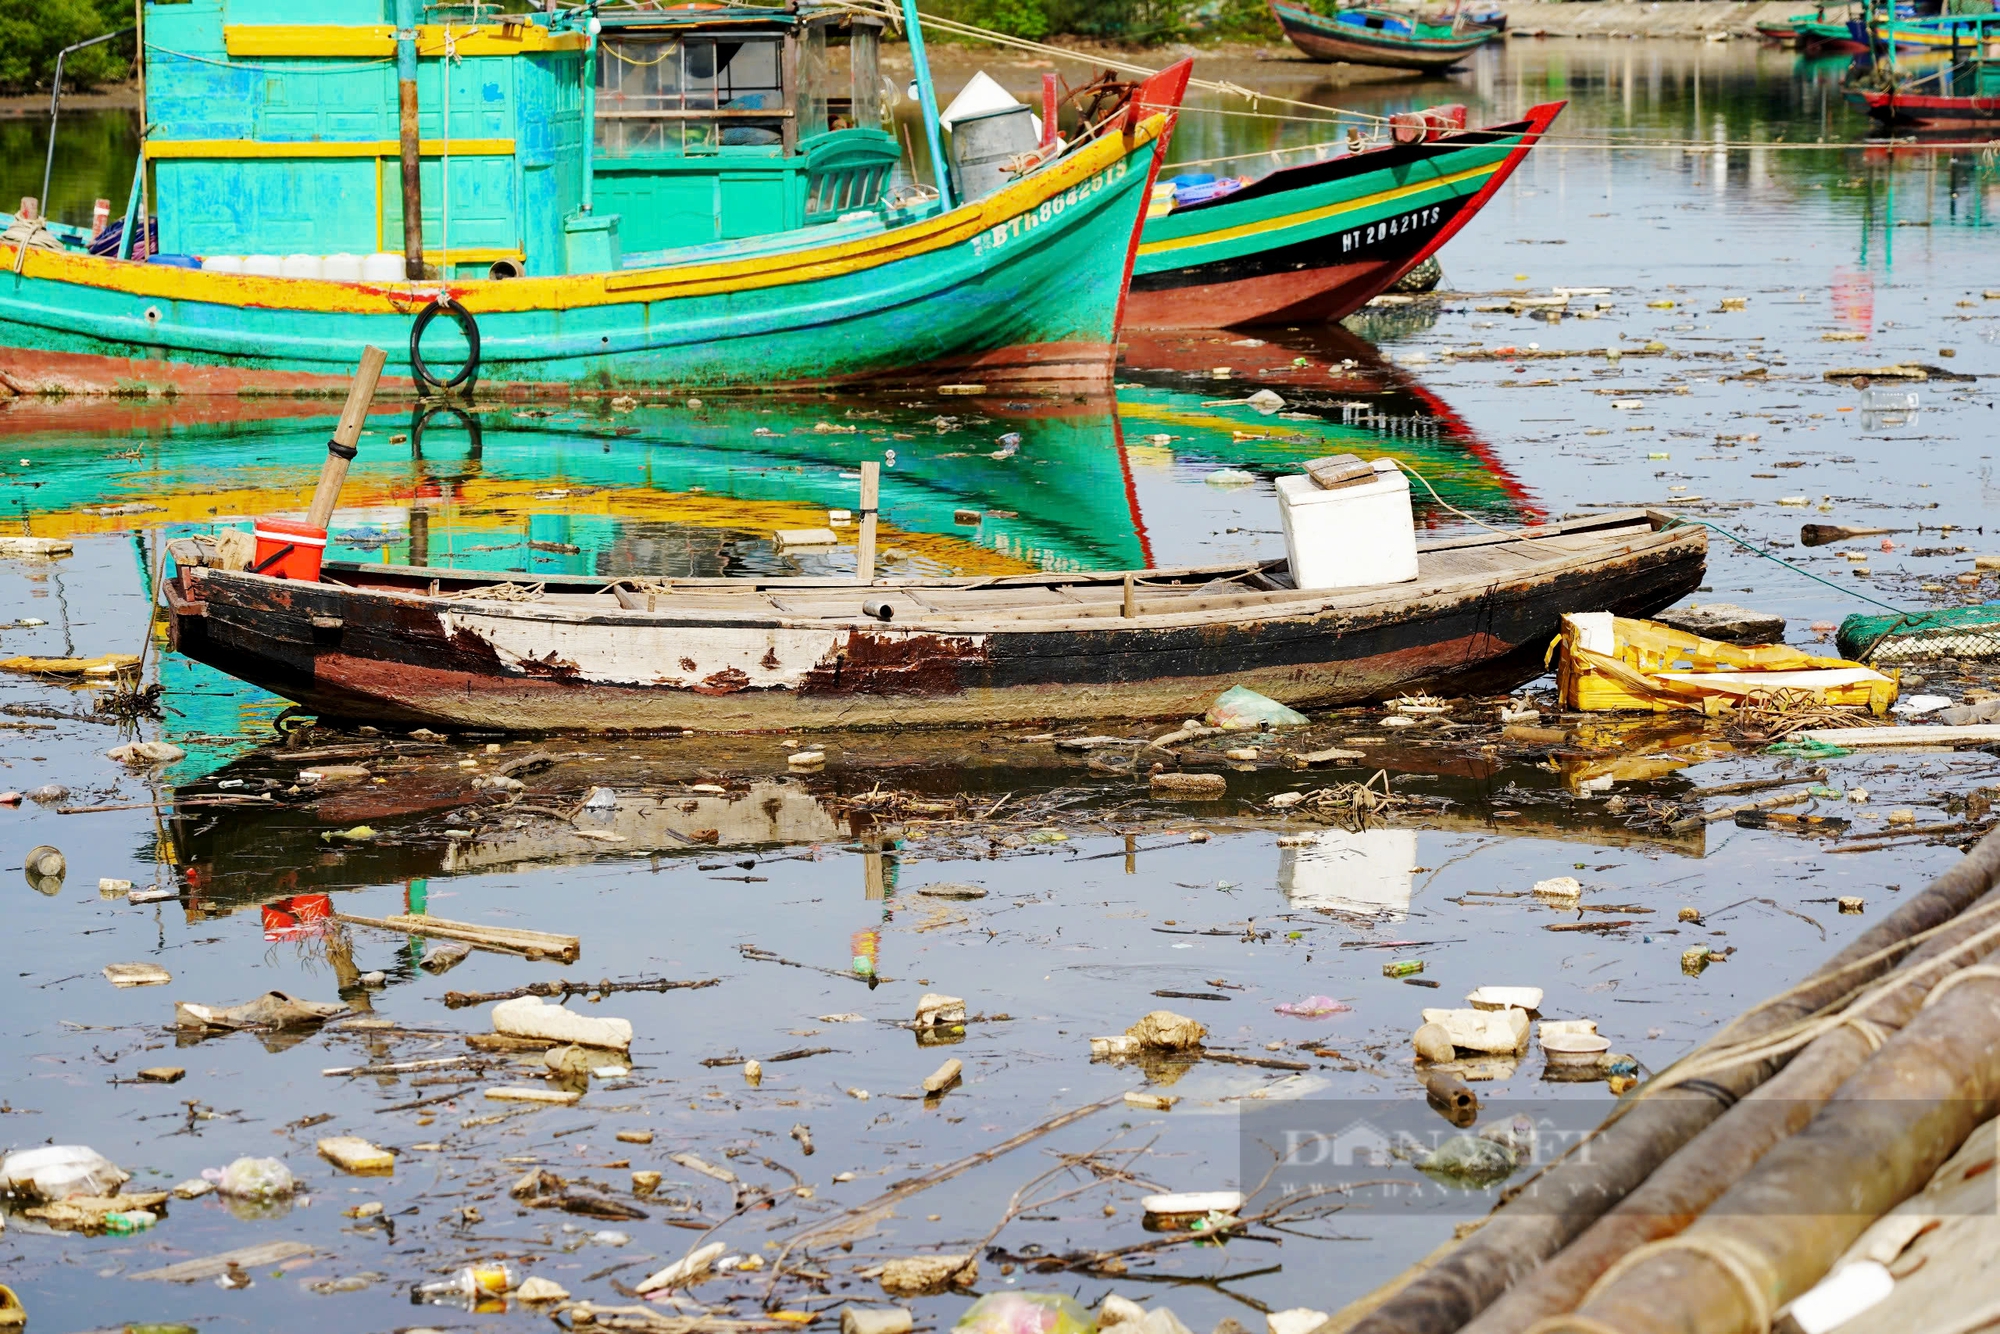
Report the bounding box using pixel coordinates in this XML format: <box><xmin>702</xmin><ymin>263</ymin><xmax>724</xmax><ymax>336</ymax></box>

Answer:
<box><xmin>794</xmin><ymin>22</ymin><xmax>830</xmax><ymax>139</ymax></box>
<box><xmin>847</xmin><ymin>24</ymin><xmax>888</xmax><ymax>132</ymax></box>
<box><xmin>596</xmin><ymin>35</ymin><xmax>789</xmax><ymax>155</ymax></box>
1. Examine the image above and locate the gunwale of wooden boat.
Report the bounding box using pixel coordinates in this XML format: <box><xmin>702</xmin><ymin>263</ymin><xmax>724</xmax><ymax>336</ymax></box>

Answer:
<box><xmin>285</xmin><ymin>508</ymin><xmax>1693</xmax><ymax>635</ymax></box>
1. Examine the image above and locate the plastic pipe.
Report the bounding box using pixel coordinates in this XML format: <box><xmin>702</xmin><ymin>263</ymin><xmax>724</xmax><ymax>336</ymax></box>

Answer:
<box><xmin>581</xmin><ymin>8</ymin><xmax>599</xmax><ymax>214</ymax></box>
<box><xmin>40</xmin><ymin>27</ymin><xmax>135</xmax><ymax>220</ymax></box>
<box><xmin>898</xmin><ymin>0</ymin><xmax>953</xmax><ymax>211</ymax></box>
<box><xmin>116</xmin><ymin>145</ymin><xmax>144</xmax><ymax>260</ymax></box>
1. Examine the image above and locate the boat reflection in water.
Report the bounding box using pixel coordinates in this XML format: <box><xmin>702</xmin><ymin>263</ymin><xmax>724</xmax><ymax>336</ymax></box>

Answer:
<box><xmin>1280</xmin><ymin>827</ymin><xmax>1421</xmax><ymax>922</ymax></box>
<box><xmin>2</xmin><ymin>330</ymin><xmax>1543</xmax><ymax>742</ymax></box>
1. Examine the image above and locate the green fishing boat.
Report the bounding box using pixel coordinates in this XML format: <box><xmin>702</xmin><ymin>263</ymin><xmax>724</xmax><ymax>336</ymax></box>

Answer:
<box><xmin>1269</xmin><ymin>0</ymin><xmax>1497</xmax><ymax>71</ymax></box>
<box><xmin>0</xmin><ymin>1</ymin><xmax>1189</xmax><ymax>396</ymax></box>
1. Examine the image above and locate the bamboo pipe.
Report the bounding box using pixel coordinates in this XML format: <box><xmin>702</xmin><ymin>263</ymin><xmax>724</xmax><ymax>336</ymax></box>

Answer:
<box><xmin>1536</xmin><ymin>966</ymin><xmax>2000</xmax><ymax>1334</ymax></box>
<box><xmin>394</xmin><ymin>0</ymin><xmax>424</xmax><ymax>280</ymax></box>
<box><xmin>856</xmin><ymin>461</ymin><xmax>879</xmax><ymax>583</ymax></box>
<box><xmin>305</xmin><ymin>347</ymin><xmax>389</xmax><ymax>531</ymax></box>
<box><xmin>1347</xmin><ymin>825</ymin><xmax>2000</xmax><ymax>1334</ymax></box>
<box><xmin>1469</xmin><ymin>873</ymin><xmax>2000</xmax><ymax>1332</ymax></box>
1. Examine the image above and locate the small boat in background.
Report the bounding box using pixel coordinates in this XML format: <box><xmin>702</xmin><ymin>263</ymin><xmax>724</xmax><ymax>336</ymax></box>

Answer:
<box><xmin>1127</xmin><ymin>101</ymin><xmax>1562</xmax><ymax>328</ymax></box>
<box><xmin>1270</xmin><ymin>0</ymin><xmax>1498</xmax><ymax>70</ymax></box>
<box><xmin>1857</xmin><ymin>53</ymin><xmax>2000</xmax><ymax>131</ymax></box>
<box><xmin>1790</xmin><ymin>4</ymin><xmax>1871</xmax><ymax>52</ymax></box>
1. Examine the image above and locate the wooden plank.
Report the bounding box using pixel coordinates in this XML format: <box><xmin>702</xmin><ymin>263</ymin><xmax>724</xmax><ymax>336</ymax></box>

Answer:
<box><xmin>332</xmin><ymin>912</ymin><xmax>579</xmax><ymax>962</ymax></box>
<box><xmin>1801</xmin><ymin>726</ymin><xmax>2000</xmax><ymax>748</ymax></box>
<box><xmin>131</xmin><ymin>1241</ymin><xmax>316</xmax><ymax>1282</ymax></box>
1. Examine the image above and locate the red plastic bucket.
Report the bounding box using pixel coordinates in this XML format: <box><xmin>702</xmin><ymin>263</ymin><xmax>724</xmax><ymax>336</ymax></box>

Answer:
<box><xmin>251</xmin><ymin>517</ymin><xmax>327</xmax><ymax>581</ymax></box>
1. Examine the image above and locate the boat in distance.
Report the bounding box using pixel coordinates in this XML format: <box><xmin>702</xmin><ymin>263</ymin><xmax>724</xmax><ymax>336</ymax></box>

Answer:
<box><xmin>163</xmin><ymin>510</ymin><xmax>1706</xmax><ymax>732</ymax></box>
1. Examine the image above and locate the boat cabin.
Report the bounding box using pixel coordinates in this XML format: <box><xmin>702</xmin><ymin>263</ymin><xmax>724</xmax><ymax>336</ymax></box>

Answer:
<box><xmin>589</xmin><ymin>5</ymin><xmax>904</xmax><ymax>264</ymax></box>
<box><xmin>119</xmin><ymin>0</ymin><xmax>904</xmax><ymax>279</ymax></box>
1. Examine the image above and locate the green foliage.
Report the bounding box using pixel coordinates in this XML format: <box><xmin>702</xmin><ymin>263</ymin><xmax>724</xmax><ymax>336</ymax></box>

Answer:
<box><xmin>927</xmin><ymin>0</ymin><xmax>1278</xmax><ymax>44</ymax></box>
<box><xmin>0</xmin><ymin>0</ymin><xmax>133</xmax><ymax>95</ymax></box>
<box><xmin>934</xmin><ymin>0</ymin><xmax>1051</xmax><ymax>40</ymax></box>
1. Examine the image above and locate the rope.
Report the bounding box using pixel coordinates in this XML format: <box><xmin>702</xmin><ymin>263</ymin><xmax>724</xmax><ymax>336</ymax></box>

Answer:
<box><xmin>1919</xmin><ymin>963</ymin><xmax>2000</xmax><ymax>1010</ymax></box>
<box><xmin>1843</xmin><ymin>1014</ymin><xmax>1892</xmax><ymax>1051</ymax></box>
<box><xmin>1390</xmin><ymin>459</ymin><xmax>1546</xmax><ymax>547</ymax></box>
<box><xmin>146</xmin><ymin>43</ymin><xmax>394</xmax><ymax>73</ymax></box>
<box><xmin>604</xmin><ymin>41</ymin><xmax>679</xmax><ymax>67</ymax></box>
<box><xmin>827</xmin><ymin>0</ymin><xmax>1393</xmax><ymax>126</ymax></box>
<box><xmin>1676</xmin><ymin>519</ymin><xmax>1910</xmax><ymax>615</ymax></box>
<box><xmin>1577</xmin><ymin>1232</ymin><xmax>1776</xmax><ymax>1332</ymax></box>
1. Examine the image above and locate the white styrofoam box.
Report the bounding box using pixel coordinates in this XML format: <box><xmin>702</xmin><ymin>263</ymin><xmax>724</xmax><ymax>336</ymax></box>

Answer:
<box><xmin>279</xmin><ymin>253</ymin><xmax>323</xmax><ymax>279</ymax></box>
<box><xmin>241</xmin><ymin>254</ymin><xmax>282</xmax><ymax>277</ymax></box>
<box><xmin>321</xmin><ymin>253</ymin><xmax>363</xmax><ymax>281</ymax></box>
<box><xmin>201</xmin><ymin>255</ymin><xmax>244</xmax><ymax>273</ymax></box>
<box><xmin>1276</xmin><ymin>458</ymin><xmax>1418</xmax><ymax>590</ymax></box>
<box><xmin>360</xmin><ymin>253</ymin><xmax>405</xmax><ymax>282</ymax></box>
<box><xmin>1278</xmin><ymin>827</ymin><xmax>1418</xmax><ymax>921</ymax></box>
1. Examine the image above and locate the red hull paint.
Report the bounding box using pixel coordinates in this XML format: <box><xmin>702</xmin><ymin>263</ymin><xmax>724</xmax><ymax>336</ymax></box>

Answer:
<box><xmin>1861</xmin><ymin>89</ymin><xmax>2000</xmax><ymax>130</ymax></box>
<box><xmin>0</xmin><ymin>339</ymin><xmax>1119</xmax><ymax>398</ymax></box>
<box><xmin>1127</xmin><ymin>102</ymin><xmax>1561</xmax><ymax>331</ymax></box>
<box><xmin>1125</xmin><ymin>257</ymin><xmax>1404</xmax><ymax>328</ymax></box>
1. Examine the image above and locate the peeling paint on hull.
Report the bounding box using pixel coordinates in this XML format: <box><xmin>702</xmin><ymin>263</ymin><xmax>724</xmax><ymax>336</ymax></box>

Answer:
<box><xmin>166</xmin><ymin>517</ymin><xmax>1705</xmax><ymax>732</ymax></box>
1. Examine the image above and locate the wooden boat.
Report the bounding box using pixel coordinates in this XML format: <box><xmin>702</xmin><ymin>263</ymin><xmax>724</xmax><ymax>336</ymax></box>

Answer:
<box><xmin>1795</xmin><ymin>14</ymin><xmax>1870</xmax><ymax>51</ymax></box>
<box><xmin>1857</xmin><ymin>37</ymin><xmax>2000</xmax><ymax>130</ymax></box>
<box><xmin>1127</xmin><ymin>102</ymin><xmax>1561</xmax><ymax>328</ymax></box>
<box><xmin>0</xmin><ymin>5</ymin><xmax>1190</xmax><ymax>396</ymax></box>
<box><xmin>1270</xmin><ymin>1</ymin><xmax>1497</xmax><ymax>70</ymax></box>
<box><xmin>161</xmin><ymin>510</ymin><xmax>1705</xmax><ymax>732</ymax></box>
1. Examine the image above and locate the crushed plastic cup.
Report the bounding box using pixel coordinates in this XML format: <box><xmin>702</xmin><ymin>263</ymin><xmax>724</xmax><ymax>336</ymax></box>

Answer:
<box><xmin>954</xmin><ymin>1291</ymin><xmax>1095</xmax><ymax>1334</ymax></box>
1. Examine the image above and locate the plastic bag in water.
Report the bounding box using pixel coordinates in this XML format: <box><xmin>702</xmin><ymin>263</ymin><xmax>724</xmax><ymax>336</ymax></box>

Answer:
<box><xmin>1206</xmin><ymin>685</ymin><xmax>1309</xmax><ymax>731</ymax></box>
<box><xmin>214</xmin><ymin>1156</ymin><xmax>296</xmax><ymax>1199</ymax></box>
<box><xmin>955</xmin><ymin>1292</ymin><xmax>1095</xmax><ymax>1334</ymax></box>
<box><xmin>0</xmin><ymin>1146</ymin><xmax>129</xmax><ymax>1200</ymax></box>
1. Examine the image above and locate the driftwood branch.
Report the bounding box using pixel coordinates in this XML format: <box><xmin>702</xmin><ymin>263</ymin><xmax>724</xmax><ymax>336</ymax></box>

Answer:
<box><xmin>443</xmin><ymin>977</ymin><xmax>721</xmax><ymax>1009</ymax></box>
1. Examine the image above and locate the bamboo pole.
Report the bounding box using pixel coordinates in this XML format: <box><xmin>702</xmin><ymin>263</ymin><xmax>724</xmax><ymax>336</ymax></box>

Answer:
<box><xmin>1469</xmin><ymin>866</ymin><xmax>2000</xmax><ymax>1332</ymax></box>
<box><xmin>394</xmin><ymin>0</ymin><xmax>424</xmax><ymax>280</ymax></box>
<box><xmin>1537</xmin><ymin>966</ymin><xmax>2000</xmax><ymax>1334</ymax></box>
<box><xmin>1346</xmin><ymin>825</ymin><xmax>2000</xmax><ymax>1334</ymax></box>
<box><xmin>305</xmin><ymin>347</ymin><xmax>388</xmax><ymax>531</ymax></box>
<box><xmin>856</xmin><ymin>461</ymin><xmax>879</xmax><ymax>583</ymax></box>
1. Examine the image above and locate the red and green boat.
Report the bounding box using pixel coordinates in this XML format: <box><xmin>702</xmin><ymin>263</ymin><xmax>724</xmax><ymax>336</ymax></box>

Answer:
<box><xmin>1269</xmin><ymin>0</ymin><xmax>1498</xmax><ymax>70</ymax></box>
<box><xmin>1126</xmin><ymin>101</ymin><xmax>1562</xmax><ymax>328</ymax></box>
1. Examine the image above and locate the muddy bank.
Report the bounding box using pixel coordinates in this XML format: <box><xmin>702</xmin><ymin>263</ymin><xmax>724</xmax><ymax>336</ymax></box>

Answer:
<box><xmin>1493</xmin><ymin>0</ymin><xmax>1806</xmax><ymax>39</ymax></box>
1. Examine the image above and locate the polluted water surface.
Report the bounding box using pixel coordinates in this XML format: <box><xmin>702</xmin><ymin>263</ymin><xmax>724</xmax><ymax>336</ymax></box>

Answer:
<box><xmin>0</xmin><ymin>32</ymin><xmax>1998</xmax><ymax>1334</ymax></box>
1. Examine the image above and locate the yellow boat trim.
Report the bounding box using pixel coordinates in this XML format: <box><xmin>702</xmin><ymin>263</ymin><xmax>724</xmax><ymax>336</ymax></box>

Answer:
<box><xmin>147</xmin><ymin>138</ymin><xmax>515</xmax><ymax>160</ymax></box>
<box><xmin>0</xmin><ymin>114</ymin><xmax>1167</xmax><ymax>319</ymax></box>
<box><xmin>223</xmin><ymin>23</ymin><xmax>589</xmax><ymax>58</ymax></box>
<box><xmin>1136</xmin><ymin>160</ymin><xmax>1496</xmax><ymax>259</ymax></box>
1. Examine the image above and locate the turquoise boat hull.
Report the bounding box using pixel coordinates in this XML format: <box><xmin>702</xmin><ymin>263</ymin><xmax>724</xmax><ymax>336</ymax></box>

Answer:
<box><xmin>0</xmin><ymin>110</ymin><xmax>1177</xmax><ymax>397</ymax></box>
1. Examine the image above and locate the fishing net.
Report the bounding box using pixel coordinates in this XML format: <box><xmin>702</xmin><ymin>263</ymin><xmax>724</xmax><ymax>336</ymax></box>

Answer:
<box><xmin>1839</xmin><ymin>608</ymin><xmax>2000</xmax><ymax>666</ymax></box>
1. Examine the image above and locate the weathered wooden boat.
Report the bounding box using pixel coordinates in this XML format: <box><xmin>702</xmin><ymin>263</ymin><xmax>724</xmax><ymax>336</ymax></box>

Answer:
<box><xmin>0</xmin><ymin>2</ymin><xmax>1189</xmax><ymax>396</ymax></box>
<box><xmin>1857</xmin><ymin>46</ymin><xmax>2000</xmax><ymax>130</ymax></box>
<box><xmin>1127</xmin><ymin>101</ymin><xmax>1561</xmax><ymax>328</ymax></box>
<box><xmin>162</xmin><ymin>509</ymin><xmax>1705</xmax><ymax>732</ymax></box>
<box><xmin>1269</xmin><ymin>0</ymin><xmax>1497</xmax><ymax>70</ymax></box>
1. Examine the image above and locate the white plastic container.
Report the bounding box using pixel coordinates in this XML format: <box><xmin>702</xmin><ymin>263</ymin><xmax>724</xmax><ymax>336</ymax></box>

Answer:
<box><xmin>360</xmin><ymin>252</ymin><xmax>405</xmax><ymax>283</ymax></box>
<box><xmin>320</xmin><ymin>252</ymin><xmax>363</xmax><ymax>282</ymax></box>
<box><xmin>201</xmin><ymin>255</ymin><xmax>244</xmax><ymax>274</ymax></box>
<box><xmin>241</xmin><ymin>254</ymin><xmax>282</xmax><ymax>277</ymax></box>
<box><xmin>1275</xmin><ymin>458</ymin><xmax>1418</xmax><ymax>590</ymax></box>
<box><xmin>279</xmin><ymin>253</ymin><xmax>323</xmax><ymax>280</ymax></box>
